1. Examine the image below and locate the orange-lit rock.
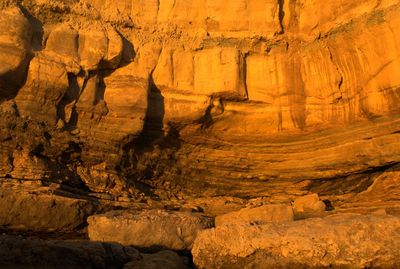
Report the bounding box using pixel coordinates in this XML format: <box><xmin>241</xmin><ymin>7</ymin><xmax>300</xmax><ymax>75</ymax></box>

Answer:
<box><xmin>193</xmin><ymin>214</ymin><xmax>400</xmax><ymax>268</ymax></box>
<box><xmin>0</xmin><ymin>3</ymin><xmax>400</xmax><ymax>267</ymax></box>
<box><xmin>0</xmin><ymin>6</ymin><xmax>32</xmax><ymax>99</ymax></box>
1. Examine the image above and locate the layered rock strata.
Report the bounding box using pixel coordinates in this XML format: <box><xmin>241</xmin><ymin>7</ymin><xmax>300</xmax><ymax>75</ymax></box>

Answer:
<box><xmin>0</xmin><ymin>0</ymin><xmax>399</xmax><ymax>212</ymax></box>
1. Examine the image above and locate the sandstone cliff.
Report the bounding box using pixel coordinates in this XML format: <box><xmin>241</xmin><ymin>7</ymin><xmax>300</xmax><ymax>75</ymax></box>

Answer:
<box><xmin>0</xmin><ymin>0</ymin><xmax>399</xmax><ymax>206</ymax></box>
<box><xmin>1</xmin><ymin>1</ymin><xmax>400</xmax><ymax>268</ymax></box>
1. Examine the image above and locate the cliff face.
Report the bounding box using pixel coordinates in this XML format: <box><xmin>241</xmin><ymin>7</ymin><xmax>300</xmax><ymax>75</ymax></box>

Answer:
<box><xmin>0</xmin><ymin>0</ymin><xmax>400</xmax><ymax>204</ymax></box>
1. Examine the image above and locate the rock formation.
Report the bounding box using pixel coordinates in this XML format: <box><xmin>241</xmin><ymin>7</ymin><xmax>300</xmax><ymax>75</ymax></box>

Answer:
<box><xmin>0</xmin><ymin>0</ymin><xmax>400</xmax><ymax>268</ymax></box>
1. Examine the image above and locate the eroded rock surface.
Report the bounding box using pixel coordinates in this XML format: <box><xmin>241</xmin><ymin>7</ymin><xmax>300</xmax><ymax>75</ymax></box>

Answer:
<box><xmin>0</xmin><ymin>0</ymin><xmax>398</xmax><ymax>201</ymax></box>
<box><xmin>0</xmin><ymin>179</ymin><xmax>96</xmax><ymax>231</ymax></box>
<box><xmin>88</xmin><ymin>209</ymin><xmax>214</xmax><ymax>251</ymax></box>
<box><xmin>192</xmin><ymin>213</ymin><xmax>400</xmax><ymax>269</ymax></box>
<box><xmin>0</xmin><ymin>0</ymin><xmax>400</xmax><ymax>267</ymax></box>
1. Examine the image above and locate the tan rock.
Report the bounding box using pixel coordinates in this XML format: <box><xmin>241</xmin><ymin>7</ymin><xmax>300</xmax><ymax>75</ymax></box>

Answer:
<box><xmin>88</xmin><ymin>209</ymin><xmax>214</xmax><ymax>251</ymax></box>
<box><xmin>0</xmin><ymin>181</ymin><xmax>95</xmax><ymax>231</ymax></box>
<box><xmin>104</xmin><ymin>25</ymin><xmax>124</xmax><ymax>69</ymax></box>
<box><xmin>0</xmin><ymin>6</ymin><xmax>32</xmax><ymax>99</ymax></box>
<box><xmin>215</xmin><ymin>204</ymin><xmax>294</xmax><ymax>227</ymax></box>
<box><xmin>87</xmin><ymin>0</ymin><xmax>281</xmax><ymax>38</ymax></box>
<box><xmin>1</xmin><ymin>0</ymin><xmax>400</xmax><ymax>220</ymax></box>
<box><xmin>45</xmin><ymin>23</ymin><xmax>79</xmax><ymax>71</ymax></box>
<box><xmin>15</xmin><ymin>55</ymin><xmax>69</xmax><ymax>125</ymax></box>
<box><xmin>75</xmin><ymin>65</ymin><xmax>147</xmax><ymax>147</ymax></box>
<box><xmin>192</xmin><ymin>214</ymin><xmax>400</xmax><ymax>269</ymax></box>
<box><xmin>194</xmin><ymin>48</ymin><xmax>246</xmax><ymax>97</ymax></box>
<box><xmin>293</xmin><ymin>194</ymin><xmax>326</xmax><ymax>214</ymax></box>
<box><xmin>45</xmin><ymin>22</ymin><xmax>123</xmax><ymax>72</ymax></box>
<box><xmin>78</xmin><ymin>26</ymin><xmax>108</xmax><ymax>71</ymax></box>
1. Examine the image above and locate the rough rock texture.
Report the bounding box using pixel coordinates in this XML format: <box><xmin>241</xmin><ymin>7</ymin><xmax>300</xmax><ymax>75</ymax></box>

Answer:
<box><xmin>0</xmin><ymin>0</ymin><xmax>400</xmax><ymax>267</ymax></box>
<box><xmin>192</xmin><ymin>213</ymin><xmax>400</xmax><ymax>269</ymax></box>
<box><xmin>0</xmin><ymin>6</ymin><xmax>32</xmax><ymax>100</ymax></box>
<box><xmin>293</xmin><ymin>194</ymin><xmax>326</xmax><ymax>214</ymax></box>
<box><xmin>87</xmin><ymin>209</ymin><xmax>214</xmax><ymax>251</ymax></box>
<box><xmin>0</xmin><ymin>179</ymin><xmax>96</xmax><ymax>231</ymax></box>
<box><xmin>0</xmin><ymin>0</ymin><xmax>399</xmax><ymax>202</ymax></box>
<box><xmin>215</xmin><ymin>204</ymin><xmax>294</xmax><ymax>227</ymax></box>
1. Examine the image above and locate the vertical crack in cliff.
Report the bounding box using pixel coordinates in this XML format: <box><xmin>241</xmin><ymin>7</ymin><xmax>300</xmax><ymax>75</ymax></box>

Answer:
<box><xmin>277</xmin><ymin>0</ymin><xmax>285</xmax><ymax>34</ymax></box>
<box><xmin>242</xmin><ymin>52</ymin><xmax>249</xmax><ymax>99</ymax></box>
<box><xmin>327</xmin><ymin>46</ymin><xmax>344</xmax><ymax>102</ymax></box>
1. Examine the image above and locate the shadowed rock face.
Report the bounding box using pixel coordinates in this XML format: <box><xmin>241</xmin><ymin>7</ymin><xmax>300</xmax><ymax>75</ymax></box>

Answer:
<box><xmin>0</xmin><ymin>0</ymin><xmax>399</xmax><ymax>205</ymax></box>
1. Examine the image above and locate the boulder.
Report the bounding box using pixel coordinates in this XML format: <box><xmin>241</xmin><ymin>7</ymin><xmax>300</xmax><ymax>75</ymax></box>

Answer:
<box><xmin>0</xmin><ymin>181</ymin><xmax>95</xmax><ymax>231</ymax></box>
<box><xmin>215</xmin><ymin>204</ymin><xmax>294</xmax><ymax>226</ymax></box>
<box><xmin>192</xmin><ymin>213</ymin><xmax>400</xmax><ymax>269</ymax></box>
<box><xmin>293</xmin><ymin>193</ymin><xmax>326</xmax><ymax>214</ymax></box>
<box><xmin>88</xmin><ymin>209</ymin><xmax>214</xmax><ymax>251</ymax></box>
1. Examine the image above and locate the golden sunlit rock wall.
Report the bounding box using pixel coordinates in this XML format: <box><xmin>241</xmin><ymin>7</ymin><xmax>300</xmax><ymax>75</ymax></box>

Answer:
<box><xmin>0</xmin><ymin>0</ymin><xmax>399</xmax><ymax>200</ymax></box>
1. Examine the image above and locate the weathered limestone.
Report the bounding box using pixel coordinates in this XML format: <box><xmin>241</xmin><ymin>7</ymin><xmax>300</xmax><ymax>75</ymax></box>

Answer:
<box><xmin>192</xmin><ymin>214</ymin><xmax>400</xmax><ymax>269</ymax></box>
<box><xmin>88</xmin><ymin>210</ymin><xmax>214</xmax><ymax>251</ymax></box>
